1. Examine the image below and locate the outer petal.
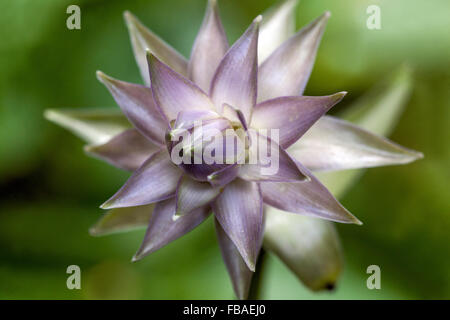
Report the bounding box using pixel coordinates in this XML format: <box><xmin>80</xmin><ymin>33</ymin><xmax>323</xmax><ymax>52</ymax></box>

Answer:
<box><xmin>101</xmin><ymin>150</ymin><xmax>181</xmax><ymax>209</ymax></box>
<box><xmin>148</xmin><ymin>53</ymin><xmax>216</xmax><ymax>121</ymax></box>
<box><xmin>215</xmin><ymin>218</ymin><xmax>253</xmax><ymax>300</ymax></box>
<box><xmin>259</xmin><ymin>0</ymin><xmax>298</xmax><ymax>63</ymax></box>
<box><xmin>124</xmin><ymin>11</ymin><xmax>188</xmax><ymax>85</ymax></box>
<box><xmin>212</xmin><ymin>179</ymin><xmax>263</xmax><ymax>271</ymax></box>
<box><xmin>133</xmin><ymin>198</ymin><xmax>211</xmax><ymax>261</ymax></box>
<box><xmin>260</xmin><ymin>163</ymin><xmax>361</xmax><ymax>224</ymax></box>
<box><xmin>290</xmin><ymin>116</ymin><xmax>423</xmax><ymax>172</ymax></box>
<box><xmin>89</xmin><ymin>204</ymin><xmax>154</xmax><ymax>236</ymax></box>
<box><xmin>258</xmin><ymin>12</ymin><xmax>330</xmax><ymax>102</ymax></box>
<box><xmin>188</xmin><ymin>0</ymin><xmax>229</xmax><ymax>92</ymax></box>
<box><xmin>85</xmin><ymin>129</ymin><xmax>160</xmax><ymax>171</ymax></box>
<box><xmin>96</xmin><ymin>72</ymin><xmax>167</xmax><ymax>145</ymax></box>
<box><xmin>44</xmin><ymin>108</ymin><xmax>130</xmax><ymax>145</ymax></box>
<box><xmin>210</xmin><ymin>16</ymin><xmax>261</xmax><ymax>122</ymax></box>
<box><xmin>300</xmin><ymin>66</ymin><xmax>416</xmax><ymax>197</ymax></box>
<box><xmin>238</xmin><ymin>133</ymin><xmax>307</xmax><ymax>182</ymax></box>
<box><xmin>175</xmin><ymin>176</ymin><xmax>221</xmax><ymax>218</ymax></box>
<box><xmin>263</xmin><ymin>206</ymin><xmax>343</xmax><ymax>291</ymax></box>
<box><xmin>251</xmin><ymin>92</ymin><xmax>346</xmax><ymax>149</ymax></box>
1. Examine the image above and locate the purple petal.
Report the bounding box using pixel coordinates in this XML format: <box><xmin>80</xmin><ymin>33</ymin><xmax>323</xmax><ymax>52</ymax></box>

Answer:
<box><xmin>148</xmin><ymin>53</ymin><xmax>216</xmax><ymax>121</ymax></box>
<box><xmin>207</xmin><ymin>164</ymin><xmax>240</xmax><ymax>187</ymax></box>
<box><xmin>212</xmin><ymin>179</ymin><xmax>263</xmax><ymax>271</ymax></box>
<box><xmin>89</xmin><ymin>204</ymin><xmax>154</xmax><ymax>236</ymax></box>
<box><xmin>251</xmin><ymin>93</ymin><xmax>346</xmax><ymax>148</ymax></box>
<box><xmin>124</xmin><ymin>11</ymin><xmax>188</xmax><ymax>85</ymax></box>
<box><xmin>290</xmin><ymin>116</ymin><xmax>424</xmax><ymax>171</ymax></box>
<box><xmin>101</xmin><ymin>150</ymin><xmax>181</xmax><ymax>209</ymax></box>
<box><xmin>260</xmin><ymin>163</ymin><xmax>361</xmax><ymax>224</ymax></box>
<box><xmin>175</xmin><ymin>176</ymin><xmax>221</xmax><ymax>217</ymax></box>
<box><xmin>215</xmin><ymin>218</ymin><xmax>253</xmax><ymax>300</ymax></box>
<box><xmin>264</xmin><ymin>207</ymin><xmax>343</xmax><ymax>291</ymax></box>
<box><xmin>258</xmin><ymin>12</ymin><xmax>330</xmax><ymax>102</ymax></box>
<box><xmin>85</xmin><ymin>129</ymin><xmax>161</xmax><ymax>171</ymax></box>
<box><xmin>210</xmin><ymin>16</ymin><xmax>261</xmax><ymax>122</ymax></box>
<box><xmin>96</xmin><ymin>72</ymin><xmax>167</xmax><ymax>145</ymax></box>
<box><xmin>188</xmin><ymin>0</ymin><xmax>229</xmax><ymax>92</ymax></box>
<box><xmin>259</xmin><ymin>0</ymin><xmax>298</xmax><ymax>63</ymax></box>
<box><xmin>133</xmin><ymin>198</ymin><xmax>211</xmax><ymax>261</ymax></box>
<box><xmin>172</xmin><ymin>109</ymin><xmax>219</xmax><ymax>130</ymax></box>
<box><xmin>238</xmin><ymin>132</ymin><xmax>307</xmax><ymax>182</ymax></box>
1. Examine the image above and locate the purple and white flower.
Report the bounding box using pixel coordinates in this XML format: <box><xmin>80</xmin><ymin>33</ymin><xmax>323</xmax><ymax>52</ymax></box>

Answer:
<box><xmin>45</xmin><ymin>0</ymin><xmax>422</xmax><ymax>299</ymax></box>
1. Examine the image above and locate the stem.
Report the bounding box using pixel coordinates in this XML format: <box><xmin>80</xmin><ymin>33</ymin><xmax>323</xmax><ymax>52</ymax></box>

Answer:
<box><xmin>247</xmin><ymin>248</ymin><xmax>267</xmax><ymax>300</ymax></box>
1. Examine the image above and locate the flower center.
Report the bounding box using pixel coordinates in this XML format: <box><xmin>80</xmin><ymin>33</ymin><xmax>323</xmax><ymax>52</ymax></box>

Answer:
<box><xmin>165</xmin><ymin>118</ymin><xmax>245</xmax><ymax>183</ymax></box>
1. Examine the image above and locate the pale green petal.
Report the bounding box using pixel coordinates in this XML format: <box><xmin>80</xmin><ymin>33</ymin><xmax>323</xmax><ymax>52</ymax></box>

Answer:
<box><xmin>263</xmin><ymin>206</ymin><xmax>342</xmax><ymax>291</ymax></box>
<box><xmin>291</xmin><ymin>116</ymin><xmax>422</xmax><ymax>172</ymax></box>
<box><xmin>316</xmin><ymin>65</ymin><xmax>414</xmax><ymax>197</ymax></box>
<box><xmin>340</xmin><ymin>64</ymin><xmax>413</xmax><ymax>136</ymax></box>
<box><xmin>89</xmin><ymin>204</ymin><xmax>154</xmax><ymax>237</ymax></box>
<box><xmin>124</xmin><ymin>11</ymin><xmax>188</xmax><ymax>85</ymax></box>
<box><xmin>259</xmin><ymin>0</ymin><xmax>298</xmax><ymax>64</ymax></box>
<box><xmin>44</xmin><ymin>108</ymin><xmax>130</xmax><ymax>145</ymax></box>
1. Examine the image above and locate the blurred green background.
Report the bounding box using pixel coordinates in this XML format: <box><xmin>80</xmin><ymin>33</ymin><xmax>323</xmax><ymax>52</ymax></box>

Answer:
<box><xmin>0</xmin><ymin>0</ymin><xmax>449</xmax><ymax>299</ymax></box>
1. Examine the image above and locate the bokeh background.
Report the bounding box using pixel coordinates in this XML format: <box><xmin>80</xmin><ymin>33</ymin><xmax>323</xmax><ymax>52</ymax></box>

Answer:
<box><xmin>0</xmin><ymin>0</ymin><xmax>449</xmax><ymax>299</ymax></box>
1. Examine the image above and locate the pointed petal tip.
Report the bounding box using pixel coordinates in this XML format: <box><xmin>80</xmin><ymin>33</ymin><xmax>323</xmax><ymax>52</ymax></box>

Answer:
<box><xmin>123</xmin><ymin>10</ymin><xmax>132</xmax><ymax>21</ymax></box>
<box><xmin>145</xmin><ymin>50</ymin><xmax>157</xmax><ymax>64</ymax></box>
<box><xmin>311</xmin><ymin>11</ymin><xmax>331</xmax><ymax>28</ymax></box>
<box><xmin>132</xmin><ymin>247</ymin><xmax>149</xmax><ymax>262</ymax></box>
<box><xmin>253</xmin><ymin>15</ymin><xmax>263</xmax><ymax>24</ymax></box>
<box><xmin>335</xmin><ymin>201</ymin><xmax>362</xmax><ymax>225</ymax></box>
<box><xmin>332</xmin><ymin>91</ymin><xmax>347</xmax><ymax>103</ymax></box>
<box><xmin>344</xmin><ymin>208</ymin><xmax>363</xmax><ymax>225</ymax></box>
<box><xmin>350</xmin><ymin>214</ymin><xmax>363</xmax><ymax>225</ymax></box>
<box><xmin>415</xmin><ymin>151</ymin><xmax>425</xmax><ymax>160</ymax></box>
<box><xmin>123</xmin><ymin>11</ymin><xmax>140</xmax><ymax>36</ymax></box>
<box><xmin>99</xmin><ymin>200</ymin><xmax>114</xmax><ymax>210</ymax></box>
<box><xmin>403</xmin><ymin>150</ymin><xmax>424</xmax><ymax>163</ymax></box>
<box><xmin>43</xmin><ymin>109</ymin><xmax>56</xmax><ymax>121</ymax></box>
<box><xmin>123</xmin><ymin>10</ymin><xmax>134</xmax><ymax>21</ymax></box>
<box><xmin>123</xmin><ymin>10</ymin><xmax>144</xmax><ymax>32</ymax></box>
<box><xmin>96</xmin><ymin>70</ymin><xmax>112</xmax><ymax>84</ymax></box>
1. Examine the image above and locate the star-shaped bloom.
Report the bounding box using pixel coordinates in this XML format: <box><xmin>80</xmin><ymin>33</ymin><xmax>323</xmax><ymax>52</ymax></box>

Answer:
<box><xmin>45</xmin><ymin>0</ymin><xmax>422</xmax><ymax>299</ymax></box>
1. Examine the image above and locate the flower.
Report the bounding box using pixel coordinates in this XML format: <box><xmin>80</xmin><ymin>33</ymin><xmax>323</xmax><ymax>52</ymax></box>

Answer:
<box><xmin>45</xmin><ymin>0</ymin><xmax>423</xmax><ymax>299</ymax></box>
